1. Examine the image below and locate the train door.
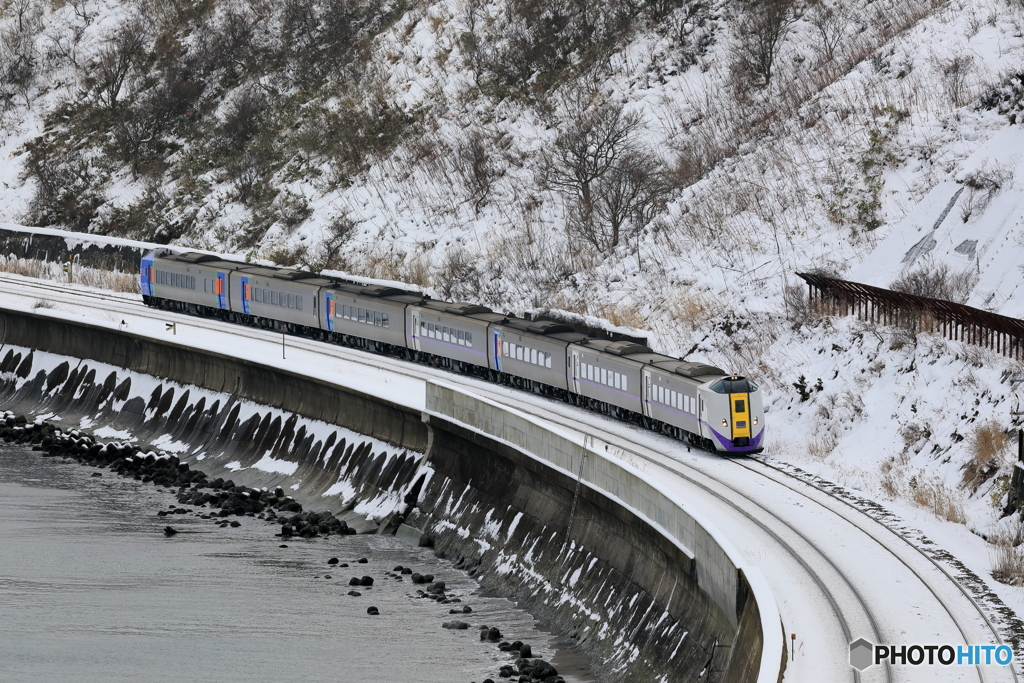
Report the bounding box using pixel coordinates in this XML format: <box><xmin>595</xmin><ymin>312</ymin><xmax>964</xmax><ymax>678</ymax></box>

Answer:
<box><xmin>730</xmin><ymin>392</ymin><xmax>751</xmax><ymax>440</ymax></box>
<box><xmin>411</xmin><ymin>309</ymin><xmax>421</xmax><ymax>351</ymax></box>
<box><xmin>569</xmin><ymin>349</ymin><xmax>581</xmax><ymax>394</ymax></box>
<box><xmin>642</xmin><ymin>370</ymin><xmax>653</xmax><ymax>418</ymax></box>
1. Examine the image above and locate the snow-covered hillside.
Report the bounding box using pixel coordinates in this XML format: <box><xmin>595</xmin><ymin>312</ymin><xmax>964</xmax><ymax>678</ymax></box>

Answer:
<box><xmin>2</xmin><ymin>0</ymin><xmax>1024</xmax><ymax>584</ymax></box>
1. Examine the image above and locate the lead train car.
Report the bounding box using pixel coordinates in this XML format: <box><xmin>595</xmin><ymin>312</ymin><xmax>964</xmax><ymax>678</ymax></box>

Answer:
<box><xmin>141</xmin><ymin>249</ymin><xmax>764</xmax><ymax>454</ymax></box>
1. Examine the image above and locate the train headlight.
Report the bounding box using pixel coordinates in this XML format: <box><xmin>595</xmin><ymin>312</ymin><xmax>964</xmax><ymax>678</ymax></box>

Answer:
<box><xmin>722</xmin><ymin>419</ymin><xmax>728</xmax><ymax>428</ymax></box>
<box><xmin>753</xmin><ymin>416</ymin><xmax>758</xmax><ymax>425</ymax></box>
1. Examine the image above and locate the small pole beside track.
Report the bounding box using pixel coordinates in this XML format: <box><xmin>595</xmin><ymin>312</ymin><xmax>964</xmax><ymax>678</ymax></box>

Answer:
<box><xmin>282</xmin><ymin>332</ymin><xmax>286</xmax><ymax>359</ymax></box>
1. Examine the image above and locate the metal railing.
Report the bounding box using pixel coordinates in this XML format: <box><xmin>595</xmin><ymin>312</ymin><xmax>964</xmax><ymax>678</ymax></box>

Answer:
<box><xmin>797</xmin><ymin>272</ymin><xmax>1024</xmax><ymax>361</ymax></box>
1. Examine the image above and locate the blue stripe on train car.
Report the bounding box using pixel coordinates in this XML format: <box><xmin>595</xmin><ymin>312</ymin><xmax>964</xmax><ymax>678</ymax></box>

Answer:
<box><xmin>140</xmin><ymin>257</ymin><xmax>154</xmax><ymax>296</ymax></box>
<box><xmin>240</xmin><ymin>276</ymin><xmax>250</xmax><ymax>315</ymax></box>
<box><xmin>217</xmin><ymin>272</ymin><xmax>227</xmax><ymax>309</ymax></box>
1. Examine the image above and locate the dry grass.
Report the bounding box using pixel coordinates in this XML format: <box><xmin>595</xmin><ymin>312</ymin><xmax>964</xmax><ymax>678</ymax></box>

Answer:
<box><xmin>963</xmin><ymin>419</ymin><xmax>1010</xmax><ymax>493</ymax></box>
<box><xmin>807</xmin><ymin>430</ymin><xmax>839</xmax><ymax>460</ymax></box>
<box><xmin>990</xmin><ymin>522</ymin><xmax>1024</xmax><ymax>586</ymax></box>
<box><xmin>599</xmin><ymin>301</ymin><xmax>647</xmax><ymax>330</ymax></box>
<box><xmin>911</xmin><ymin>479</ymin><xmax>967</xmax><ymax>524</ymax></box>
<box><xmin>666</xmin><ymin>288</ymin><xmax>726</xmax><ymax>331</ymax></box>
<box><xmin>0</xmin><ymin>255</ymin><xmax>139</xmax><ymax>293</ymax></box>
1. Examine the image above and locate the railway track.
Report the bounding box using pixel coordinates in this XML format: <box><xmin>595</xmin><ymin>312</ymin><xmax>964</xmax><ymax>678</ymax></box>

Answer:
<box><xmin>0</xmin><ymin>273</ymin><xmax>1018</xmax><ymax>682</ymax></box>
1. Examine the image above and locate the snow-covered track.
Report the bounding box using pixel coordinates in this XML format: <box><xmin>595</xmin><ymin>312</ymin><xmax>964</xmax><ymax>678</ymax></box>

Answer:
<box><xmin>0</xmin><ymin>274</ymin><xmax>1016</xmax><ymax>683</ymax></box>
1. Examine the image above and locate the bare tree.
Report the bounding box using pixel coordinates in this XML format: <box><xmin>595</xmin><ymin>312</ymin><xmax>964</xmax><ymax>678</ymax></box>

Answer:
<box><xmin>574</xmin><ymin>149</ymin><xmax>671</xmax><ymax>252</ymax></box>
<box><xmin>732</xmin><ymin>0</ymin><xmax>796</xmax><ymax>87</ymax></box>
<box><xmin>94</xmin><ymin>17</ymin><xmax>148</xmax><ymax>111</ymax></box>
<box><xmin>809</xmin><ymin>2</ymin><xmax>847</xmax><ymax>62</ymax></box>
<box><xmin>544</xmin><ymin>101</ymin><xmax>643</xmax><ymax>212</ymax></box>
<box><xmin>545</xmin><ymin>101</ymin><xmax>670</xmax><ymax>252</ymax></box>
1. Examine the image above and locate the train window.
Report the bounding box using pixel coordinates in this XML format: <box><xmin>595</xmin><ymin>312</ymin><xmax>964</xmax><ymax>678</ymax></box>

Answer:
<box><xmin>600</xmin><ymin>368</ymin><xmax>606</xmax><ymax>385</ymax></box>
<box><xmin>622</xmin><ymin>375</ymin><xmax>627</xmax><ymax>391</ymax></box>
<box><xmin>373</xmin><ymin>311</ymin><xmax>381</xmax><ymax>326</ymax></box>
<box><xmin>296</xmin><ymin>296</ymin><xmax>303</xmax><ymax>311</ymax></box>
<box><xmin>545</xmin><ymin>353</ymin><xmax>551</xmax><ymax>368</ymax></box>
<box><xmin>382</xmin><ymin>313</ymin><xmax>389</xmax><ymax>328</ymax></box>
<box><xmin>427</xmin><ymin>322</ymin><xmax>433</xmax><ymax>337</ymax></box>
<box><xmin>735</xmin><ymin>399</ymin><xmax>745</xmax><ymax>413</ymax></box>
<box><xmin>613</xmin><ymin>373</ymin><xmax>620</xmax><ymax>390</ymax></box>
<box><xmin>457</xmin><ymin>330</ymin><xmax>465</xmax><ymax>345</ymax></box>
<box><xmin>587</xmin><ymin>364</ymin><xmax>594</xmax><ymax>381</ymax></box>
<box><xmin>286</xmin><ymin>293</ymin><xmax>293</xmax><ymax>308</ymax></box>
<box><xmin>441</xmin><ymin>326</ymin><xmax>448</xmax><ymax>342</ymax></box>
<box><xmin>710</xmin><ymin>377</ymin><xmax>754</xmax><ymax>394</ymax></box>
<box><xmin>271</xmin><ymin>291</ymin><xmax>278</xmax><ymax>305</ymax></box>
<box><xmin>466</xmin><ymin>331</ymin><xmax>472</xmax><ymax>345</ymax></box>
<box><xmin>517</xmin><ymin>345</ymin><xmax>524</xmax><ymax>361</ymax></box>
<box><xmin>356</xmin><ymin>308</ymin><xmax>363</xmax><ymax>322</ymax></box>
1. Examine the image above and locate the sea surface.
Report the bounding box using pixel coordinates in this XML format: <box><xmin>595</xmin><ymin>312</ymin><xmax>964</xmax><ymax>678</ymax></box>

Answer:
<box><xmin>0</xmin><ymin>442</ymin><xmax>596</xmax><ymax>683</ymax></box>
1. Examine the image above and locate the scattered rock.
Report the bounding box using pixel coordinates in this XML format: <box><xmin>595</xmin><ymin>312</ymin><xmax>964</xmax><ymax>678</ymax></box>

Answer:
<box><xmin>328</xmin><ymin>558</ymin><xmax>339</xmax><ymax>565</ymax></box>
<box><xmin>91</xmin><ymin>472</ymin><xmax>102</xmax><ymax>477</ymax></box>
<box><xmin>393</xmin><ymin>565</ymin><xmax>404</xmax><ymax>572</ymax></box>
<box><xmin>360</xmin><ymin>576</ymin><xmax>374</xmax><ymax>586</ymax></box>
<box><xmin>229</xmin><ymin>521</ymin><xmax>240</xmax><ymax>528</ymax></box>
<box><xmin>357</xmin><ymin>557</ymin><xmax>368</xmax><ymax>564</ymax></box>
<box><xmin>519</xmin><ymin>644</ymin><xmax>532</xmax><ymax>659</ymax></box>
<box><xmin>324</xmin><ymin>575</ymin><xmax>332</xmax><ymax>579</ymax></box>
<box><xmin>279</xmin><ymin>544</ymin><xmax>288</xmax><ymax>548</ymax></box>
<box><xmin>348</xmin><ymin>591</ymin><xmax>361</xmax><ymax>597</ymax></box>
<box><xmin>163</xmin><ymin>526</ymin><xmax>177</xmax><ymax>536</ymax></box>
<box><xmin>366</xmin><ymin>606</ymin><xmax>379</xmax><ymax>615</ymax></box>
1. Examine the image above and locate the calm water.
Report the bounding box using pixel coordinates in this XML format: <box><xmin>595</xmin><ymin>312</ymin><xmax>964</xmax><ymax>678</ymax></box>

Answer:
<box><xmin>0</xmin><ymin>443</ymin><xmax>595</xmax><ymax>683</ymax></box>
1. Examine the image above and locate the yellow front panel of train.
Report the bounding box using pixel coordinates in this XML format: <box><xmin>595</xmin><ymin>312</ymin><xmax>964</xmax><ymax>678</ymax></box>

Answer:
<box><xmin>730</xmin><ymin>393</ymin><xmax>751</xmax><ymax>438</ymax></box>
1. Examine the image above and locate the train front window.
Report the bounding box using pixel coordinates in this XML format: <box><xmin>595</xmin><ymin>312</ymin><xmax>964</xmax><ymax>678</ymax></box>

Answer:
<box><xmin>735</xmin><ymin>399</ymin><xmax>745</xmax><ymax>412</ymax></box>
<box><xmin>710</xmin><ymin>377</ymin><xmax>753</xmax><ymax>394</ymax></box>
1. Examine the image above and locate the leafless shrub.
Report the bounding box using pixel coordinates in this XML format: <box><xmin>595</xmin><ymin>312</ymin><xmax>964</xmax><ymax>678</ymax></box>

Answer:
<box><xmin>433</xmin><ymin>242</ymin><xmax>484</xmax><ymax>302</ymax></box>
<box><xmin>808</xmin><ymin>2</ymin><xmax>848</xmax><ymax>63</ymax></box>
<box><xmin>731</xmin><ymin>0</ymin><xmax>797</xmax><ymax>88</ymax></box>
<box><xmin>936</xmin><ymin>54</ymin><xmax>975</xmax><ymax>108</ymax></box>
<box><xmin>990</xmin><ymin>522</ymin><xmax>1024</xmax><ymax>586</ymax></box>
<box><xmin>890</xmin><ymin>261</ymin><xmax>977</xmax><ymax>304</ymax></box>
<box><xmin>454</xmin><ymin>130</ymin><xmax>502</xmax><ymax>215</ymax></box>
<box><xmin>33</xmin><ymin>298</ymin><xmax>53</xmax><ymax>309</ymax></box>
<box><xmin>300</xmin><ymin>212</ymin><xmax>357</xmax><ymax>272</ymax></box>
<box><xmin>0</xmin><ymin>0</ymin><xmax>44</xmax><ymax>102</ymax></box>
<box><xmin>93</xmin><ymin>16</ymin><xmax>148</xmax><ymax>111</ymax></box>
<box><xmin>959</xmin><ymin>161</ymin><xmax>1013</xmax><ymax>223</ymax></box>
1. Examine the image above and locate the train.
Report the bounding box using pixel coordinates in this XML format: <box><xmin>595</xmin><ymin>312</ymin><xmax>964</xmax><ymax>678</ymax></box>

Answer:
<box><xmin>140</xmin><ymin>249</ymin><xmax>764</xmax><ymax>454</ymax></box>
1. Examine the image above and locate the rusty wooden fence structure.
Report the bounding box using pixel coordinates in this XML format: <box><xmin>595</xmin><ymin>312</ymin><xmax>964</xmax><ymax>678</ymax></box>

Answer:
<box><xmin>796</xmin><ymin>272</ymin><xmax>1024</xmax><ymax>361</ymax></box>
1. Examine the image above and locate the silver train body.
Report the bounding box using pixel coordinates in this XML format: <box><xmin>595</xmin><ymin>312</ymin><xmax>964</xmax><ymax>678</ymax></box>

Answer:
<box><xmin>141</xmin><ymin>250</ymin><xmax>764</xmax><ymax>454</ymax></box>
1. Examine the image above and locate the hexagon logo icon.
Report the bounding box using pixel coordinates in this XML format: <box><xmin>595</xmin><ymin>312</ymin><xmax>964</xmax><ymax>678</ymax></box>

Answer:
<box><xmin>850</xmin><ymin>638</ymin><xmax>874</xmax><ymax>670</ymax></box>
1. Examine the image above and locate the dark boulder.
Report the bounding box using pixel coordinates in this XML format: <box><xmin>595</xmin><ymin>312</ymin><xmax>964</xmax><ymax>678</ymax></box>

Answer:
<box><xmin>366</xmin><ymin>606</ymin><xmax>379</xmax><ymax>615</ymax></box>
<box><xmin>328</xmin><ymin>558</ymin><xmax>339</xmax><ymax>565</ymax></box>
<box><xmin>359</xmin><ymin>576</ymin><xmax>374</xmax><ymax>586</ymax></box>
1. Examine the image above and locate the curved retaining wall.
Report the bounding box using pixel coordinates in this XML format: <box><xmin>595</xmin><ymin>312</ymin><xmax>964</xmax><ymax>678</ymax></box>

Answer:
<box><xmin>0</xmin><ymin>305</ymin><xmax>781</xmax><ymax>683</ymax></box>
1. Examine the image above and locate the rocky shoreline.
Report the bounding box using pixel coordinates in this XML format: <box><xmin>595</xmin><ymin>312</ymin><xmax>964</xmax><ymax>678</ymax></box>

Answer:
<box><xmin>0</xmin><ymin>410</ymin><xmax>571</xmax><ymax>683</ymax></box>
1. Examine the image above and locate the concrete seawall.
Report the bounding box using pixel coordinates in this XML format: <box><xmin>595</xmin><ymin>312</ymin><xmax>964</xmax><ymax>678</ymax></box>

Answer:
<box><xmin>0</xmin><ymin>304</ymin><xmax>781</xmax><ymax>683</ymax></box>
